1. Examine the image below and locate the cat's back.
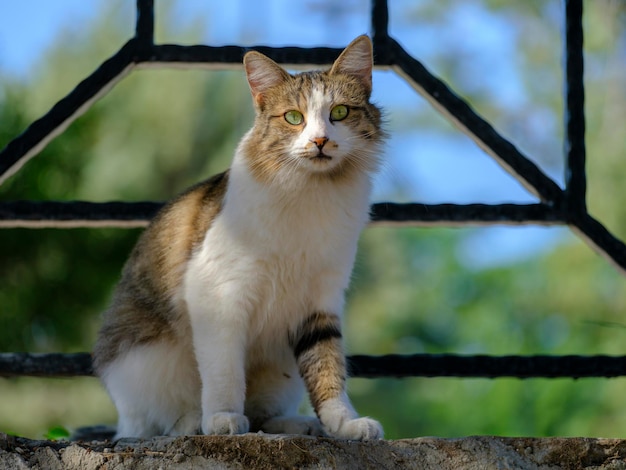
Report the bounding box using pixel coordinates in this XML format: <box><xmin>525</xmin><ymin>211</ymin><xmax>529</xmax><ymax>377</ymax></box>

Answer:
<box><xmin>121</xmin><ymin>170</ymin><xmax>230</xmax><ymax>301</ymax></box>
<box><xmin>131</xmin><ymin>170</ymin><xmax>230</xmax><ymax>284</ymax></box>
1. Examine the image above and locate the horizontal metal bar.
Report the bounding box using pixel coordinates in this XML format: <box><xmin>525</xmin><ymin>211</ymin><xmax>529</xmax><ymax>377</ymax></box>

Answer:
<box><xmin>0</xmin><ymin>353</ymin><xmax>94</xmax><ymax>378</ymax></box>
<box><xmin>349</xmin><ymin>354</ymin><xmax>626</xmax><ymax>379</ymax></box>
<box><xmin>136</xmin><ymin>44</ymin><xmax>360</xmax><ymax>69</ymax></box>
<box><xmin>0</xmin><ymin>201</ymin><xmax>564</xmax><ymax>228</ymax></box>
<box><xmin>3</xmin><ymin>352</ymin><xmax>626</xmax><ymax>379</ymax></box>
<box><xmin>370</xmin><ymin>202</ymin><xmax>563</xmax><ymax>226</ymax></box>
<box><xmin>0</xmin><ymin>201</ymin><xmax>162</xmax><ymax>228</ymax></box>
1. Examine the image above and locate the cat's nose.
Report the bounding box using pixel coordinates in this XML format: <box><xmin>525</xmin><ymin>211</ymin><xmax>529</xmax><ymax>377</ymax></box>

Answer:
<box><xmin>310</xmin><ymin>137</ymin><xmax>329</xmax><ymax>150</ymax></box>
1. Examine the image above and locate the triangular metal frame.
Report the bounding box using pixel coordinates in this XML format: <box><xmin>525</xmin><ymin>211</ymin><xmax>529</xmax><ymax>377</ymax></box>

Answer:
<box><xmin>1</xmin><ymin>0</ymin><xmax>625</xmax><ymax>280</ymax></box>
<box><xmin>0</xmin><ymin>0</ymin><xmax>626</xmax><ymax>273</ymax></box>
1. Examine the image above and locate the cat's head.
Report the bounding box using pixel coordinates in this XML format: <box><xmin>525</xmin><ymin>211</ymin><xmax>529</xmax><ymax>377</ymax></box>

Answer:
<box><xmin>241</xmin><ymin>35</ymin><xmax>384</xmax><ymax>184</ymax></box>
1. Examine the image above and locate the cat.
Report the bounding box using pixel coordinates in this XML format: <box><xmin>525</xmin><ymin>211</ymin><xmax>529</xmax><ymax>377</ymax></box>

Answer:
<box><xmin>93</xmin><ymin>35</ymin><xmax>385</xmax><ymax>441</ymax></box>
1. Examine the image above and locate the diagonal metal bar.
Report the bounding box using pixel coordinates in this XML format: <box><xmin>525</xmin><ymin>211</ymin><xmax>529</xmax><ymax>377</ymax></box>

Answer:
<box><xmin>571</xmin><ymin>215</ymin><xmax>626</xmax><ymax>275</ymax></box>
<box><xmin>0</xmin><ymin>41</ymin><xmax>137</xmax><ymax>187</ymax></box>
<box><xmin>388</xmin><ymin>38</ymin><xmax>564</xmax><ymax>206</ymax></box>
<box><xmin>563</xmin><ymin>0</ymin><xmax>587</xmax><ymax>219</ymax></box>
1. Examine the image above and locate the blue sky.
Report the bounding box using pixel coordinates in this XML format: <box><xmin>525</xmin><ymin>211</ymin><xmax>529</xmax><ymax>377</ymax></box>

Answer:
<box><xmin>0</xmin><ymin>1</ymin><xmax>97</xmax><ymax>76</ymax></box>
<box><xmin>0</xmin><ymin>0</ymin><xmax>570</xmax><ymax>268</ymax></box>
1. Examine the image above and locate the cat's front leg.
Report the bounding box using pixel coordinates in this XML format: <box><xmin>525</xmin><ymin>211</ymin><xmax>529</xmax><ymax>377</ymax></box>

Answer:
<box><xmin>188</xmin><ymin>297</ymin><xmax>250</xmax><ymax>436</ymax></box>
<box><xmin>292</xmin><ymin>312</ymin><xmax>383</xmax><ymax>440</ymax></box>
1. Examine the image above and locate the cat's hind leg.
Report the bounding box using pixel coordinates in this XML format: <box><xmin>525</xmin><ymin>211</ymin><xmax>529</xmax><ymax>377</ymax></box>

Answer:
<box><xmin>100</xmin><ymin>341</ymin><xmax>201</xmax><ymax>439</ymax></box>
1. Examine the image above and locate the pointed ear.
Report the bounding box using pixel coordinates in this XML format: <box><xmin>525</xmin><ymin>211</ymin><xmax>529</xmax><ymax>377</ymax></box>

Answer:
<box><xmin>243</xmin><ymin>51</ymin><xmax>290</xmax><ymax>106</ymax></box>
<box><xmin>329</xmin><ymin>35</ymin><xmax>373</xmax><ymax>95</ymax></box>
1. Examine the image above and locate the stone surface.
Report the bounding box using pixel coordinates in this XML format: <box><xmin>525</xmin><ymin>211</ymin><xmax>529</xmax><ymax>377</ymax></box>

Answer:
<box><xmin>2</xmin><ymin>432</ymin><xmax>626</xmax><ymax>469</ymax></box>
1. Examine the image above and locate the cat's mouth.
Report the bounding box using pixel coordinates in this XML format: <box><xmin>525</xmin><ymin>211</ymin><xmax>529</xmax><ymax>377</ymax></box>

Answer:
<box><xmin>310</xmin><ymin>152</ymin><xmax>333</xmax><ymax>161</ymax></box>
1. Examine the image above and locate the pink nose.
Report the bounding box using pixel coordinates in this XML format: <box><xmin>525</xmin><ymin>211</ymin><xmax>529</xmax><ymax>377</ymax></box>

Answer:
<box><xmin>311</xmin><ymin>137</ymin><xmax>329</xmax><ymax>150</ymax></box>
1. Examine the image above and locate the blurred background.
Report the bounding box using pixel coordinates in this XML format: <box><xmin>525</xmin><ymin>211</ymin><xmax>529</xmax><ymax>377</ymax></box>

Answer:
<box><xmin>1</xmin><ymin>0</ymin><xmax>626</xmax><ymax>439</ymax></box>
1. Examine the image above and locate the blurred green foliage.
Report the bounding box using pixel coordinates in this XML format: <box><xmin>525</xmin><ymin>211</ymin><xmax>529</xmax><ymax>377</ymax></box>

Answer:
<box><xmin>44</xmin><ymin>425</ymin><xmax>70</xmax><ymax>441</ymax></box>
<box><xmin>1</xmin><ymin>0</ymin><xmax>626</xmax><ymax>440</ymax></box>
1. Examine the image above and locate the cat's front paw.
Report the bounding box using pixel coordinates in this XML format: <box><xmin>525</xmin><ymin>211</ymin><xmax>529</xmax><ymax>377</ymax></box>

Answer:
<box><xmin>261</xmin><ymin>416</ymin><xmax>325</xmax><ymax>436</ymax></box>
<box><xmin>329</xmin><ymin>417</ymin><xmax>383</xmax><ymax>440</ymax></box>
<box><xmin>203</xmin><ymin>412</ymin><xmax>250</xmax><ymax>435</ymax></box>
<box><xmin>318</xmin><ymin>397</ymin><xmax>384</xmax><ymax>440</ymax></box>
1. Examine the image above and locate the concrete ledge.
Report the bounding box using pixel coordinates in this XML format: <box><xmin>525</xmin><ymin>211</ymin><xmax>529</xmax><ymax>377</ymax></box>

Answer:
<box><xmin>2</xmin><ymin>432</ymin><xmax>626</xmax><ymax>469</ymax></box>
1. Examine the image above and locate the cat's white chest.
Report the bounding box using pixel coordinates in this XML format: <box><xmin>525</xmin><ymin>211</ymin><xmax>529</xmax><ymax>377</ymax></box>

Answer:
<box><xmin>183</xmin><ymin>154</ymin><xmax>371</xmax><ymax>345</ymax></box>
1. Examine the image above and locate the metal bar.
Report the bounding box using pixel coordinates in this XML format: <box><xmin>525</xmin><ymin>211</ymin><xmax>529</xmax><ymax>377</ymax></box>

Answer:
<box><xmin>0</xmin><ymin>0</ymin><xmax>624</xmax><ymax>393</ymax></box>
<box><xmin>389</xmin><ymin>38</ymin><xmax>564</xmax><ymax>206</ymax></box>
<box><xmin>371</xmin><ymin>0</ymin><xmax>392</xmax><ymax>63</ymax></box>
<box><xmin>370</xmin><ymin>203</ymin><xmax>562</xmax><ymax>226</ymax></box>
<box><xmin>0</xmin><ymin>41</ymin><xmax>137</xmax><ymax>187</ymax></box>
<box><xmin>138</xmin><ymin>44</ymin><xmax>355</xmax><ymax>68</ymax></box>
<box><xmin>0</xmin><ymin>201</ymin><xmax>162</xmax><ymax>228</ymax></box>
<box><xmin>560</xmin><ymin>0</ymin><xmax>626</xmax><ymax>275</ymax></box>
<box><xmin>3</xmin><ymin>352</ymin><xmax>626</xmax><ymax>379</ymax></box>
<box><xmin>0</xmin><ymin>201</ymin><xmax>563</xmax><ymax>228</ymax></box>
<box><xmin>348</xmin><ymin>354</ymin><xmax>626</xmax><ymax>379</ymax></box>
<box><xmin>133</xmin><ymin>40</ymin><xmax>397</xmax><ymax>69</ymax></box>
<box><xmin>371</xmin><ymin>0</ymin><xmax>389</xmax><ymax>39</ymax></box>
<box><xmin>0</xmin><ymin>353</ymin><xmax>93</xmax><ymax>378</ymax></box>
<box><xmin>135</xmin><ymin>0</ymin><xmax>154</xmax><ymax>45</ymax></box>
<box><xmin>563</xmin><ymin>0</ymin><xmax>587</xmax><ymax>219</ymax></box>
<box><xmin>571</xmin><ymin>214</ymin><xmax>626</xmax><ymax>275</ymax></box>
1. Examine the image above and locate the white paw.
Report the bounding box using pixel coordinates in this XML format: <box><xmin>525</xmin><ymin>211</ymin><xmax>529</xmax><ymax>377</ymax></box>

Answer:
<box><xmin>325</xmin><ymin>417</ymin><xmax>384</xmax><ymax>441</ymax></box>
<box><xmin>203</xmin><ymin>412</ymin><xmax>250</xmax><ymax>435</ymax></box>
<box><xmin>317</xmin><ymin>395</ymin><xmax>384</xmax><ymax>440</ymax></box>
<box><xmin>261</xmin><ymin>416</ymin><xmax>325</xmax><ymax>436</ymax></box>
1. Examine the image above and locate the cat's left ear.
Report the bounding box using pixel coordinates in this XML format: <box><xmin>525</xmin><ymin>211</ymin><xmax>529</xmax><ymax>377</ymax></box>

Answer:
<box><xmin>244</xmin><ymin>51</ymin><xmax>291</xmax><ymax>107</ymax></box>
<box><xmin>329</xmin><ymin>35</ymin><xmax>373</xmax><ymax>95</ymax></box>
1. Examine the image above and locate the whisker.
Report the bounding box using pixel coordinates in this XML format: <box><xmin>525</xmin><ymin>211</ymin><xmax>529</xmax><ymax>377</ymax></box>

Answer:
<box><xmin>345</xmin><ymin>128</ymin><xmax>386</xmax><ymax>142</ymax></box>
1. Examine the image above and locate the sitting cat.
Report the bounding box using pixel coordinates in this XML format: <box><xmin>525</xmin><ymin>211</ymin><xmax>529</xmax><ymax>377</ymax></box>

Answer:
<box><xmin>93</xmin><ymin>35</ymin><xmax>385</xmax><ymax>441</ymax></box>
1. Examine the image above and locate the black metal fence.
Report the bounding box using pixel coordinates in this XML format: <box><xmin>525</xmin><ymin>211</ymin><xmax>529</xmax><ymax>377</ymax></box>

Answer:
<box><xmin>1</xmin><ymin>0</ymin><xmax>625</xmax><ymax>379</ymax></box>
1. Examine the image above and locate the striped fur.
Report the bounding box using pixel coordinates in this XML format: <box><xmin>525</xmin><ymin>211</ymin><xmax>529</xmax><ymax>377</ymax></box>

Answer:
<box><xmin>292</xmin><ymin>312</ymin><xmax>345</xmax><ymax>413</ymax></box>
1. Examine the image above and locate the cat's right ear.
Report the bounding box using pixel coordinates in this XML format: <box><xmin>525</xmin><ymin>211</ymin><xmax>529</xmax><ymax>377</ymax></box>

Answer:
<box><xmin>243</xmin><ymin>51</ymin><xmax>290</xmax><ymax>107</ymax></box>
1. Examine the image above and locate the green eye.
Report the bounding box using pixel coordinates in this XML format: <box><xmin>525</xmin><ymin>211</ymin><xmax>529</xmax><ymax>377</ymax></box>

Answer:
<box><xmin>284</xmin><ymin>110</ymin><xmax>304</xmax><ymax>125</ymax></box>
<box><xmin>330</xmin><ymin>105</ymin><xmax>349</xmax><ymax>121</ymax></box>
